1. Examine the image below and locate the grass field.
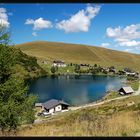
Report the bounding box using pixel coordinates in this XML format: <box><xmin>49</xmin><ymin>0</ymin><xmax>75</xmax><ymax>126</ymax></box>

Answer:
<box><xmin>16</xmin><ymin>95</ymin><xmax>140</xmax><ymax>136</ymax></box>
<box><xmin>15</xmin><ymin>41</ymin><xmax>140</xmax><ymax>71</ymax></box>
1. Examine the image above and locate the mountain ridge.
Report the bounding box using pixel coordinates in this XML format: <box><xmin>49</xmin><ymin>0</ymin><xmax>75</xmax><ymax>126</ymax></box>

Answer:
<box><xmin>15</xmin><ymin>41</ymin><xmax>140</xmax><ymax>71</ymax></box>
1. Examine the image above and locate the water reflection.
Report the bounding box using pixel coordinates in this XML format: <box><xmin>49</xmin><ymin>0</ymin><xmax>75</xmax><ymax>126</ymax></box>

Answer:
<box><xmin>28</xmin><ymin>75</ymin><xmax>126</xmax><ymax>105</ymax></box>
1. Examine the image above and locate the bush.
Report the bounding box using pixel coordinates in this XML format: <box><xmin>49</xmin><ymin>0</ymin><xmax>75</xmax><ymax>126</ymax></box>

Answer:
<box><xmin>50</xmin><ymin>66</ymin><xmax>58</xmax><ymax>74</ymax></box>
<box><xmin>74</xmin><ymin>64</ymin><xmax>80</xmax><ymax>73</ymax></box>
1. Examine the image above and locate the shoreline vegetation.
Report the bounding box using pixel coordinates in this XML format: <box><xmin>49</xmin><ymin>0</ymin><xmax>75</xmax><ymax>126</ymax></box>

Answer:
<box><xmin>38</xmin><ymin>59</ymin><xmax>139</xmax><ymax>79</ymax></box>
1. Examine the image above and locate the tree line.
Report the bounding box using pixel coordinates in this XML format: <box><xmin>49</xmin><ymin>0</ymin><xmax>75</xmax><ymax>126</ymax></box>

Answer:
<box><xmin>0</xmin><ymin>26</ymin><xmax>37</xmax><ymax>135</ymax></box>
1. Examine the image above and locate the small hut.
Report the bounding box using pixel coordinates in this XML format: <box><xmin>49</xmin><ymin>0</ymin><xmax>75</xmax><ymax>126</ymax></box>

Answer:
<box><xmin>53</xmin><ymin>60</ymin><xmax>66</xmax><ymax>67</ymax></box>
<box><xmin>35</xmin><ymin>103</ymin><xmax>43</xmax><ymax>110</ymax></box>
<box><xmin>118</xmin><ymin>86</ymin><xmax>134</xmax><ymax>95</ymax></box>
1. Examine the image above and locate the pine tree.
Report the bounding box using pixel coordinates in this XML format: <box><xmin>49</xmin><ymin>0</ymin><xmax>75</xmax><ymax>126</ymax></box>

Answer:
<box><xmin>0</xmin><ymin>25</ymin><xmax>37</xmax><ymax>135</ymax></box>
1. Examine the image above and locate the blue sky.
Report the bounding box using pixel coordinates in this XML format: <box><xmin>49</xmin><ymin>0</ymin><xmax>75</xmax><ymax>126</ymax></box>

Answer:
<box><xmin>1</xmin><ymin>4</ymin><xmax>140</xmax><ymax>54</ymax></box>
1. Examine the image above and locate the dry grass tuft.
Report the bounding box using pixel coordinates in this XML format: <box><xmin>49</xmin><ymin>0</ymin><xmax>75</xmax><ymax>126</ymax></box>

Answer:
<box><xmin>16</xmin><ymin>110</ymin><xmax>140</xmax><ymax>136</ymax></box>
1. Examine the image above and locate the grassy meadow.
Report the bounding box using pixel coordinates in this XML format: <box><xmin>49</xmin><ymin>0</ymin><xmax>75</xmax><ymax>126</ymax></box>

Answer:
<box><xmin>16</xmin><ymin>95</ymin><xmax>140</xmax><ymax>136</ymax></box>
<box><xmin>16</xmin><ymin>41</ymin><xmax>140</xmax><ymax>71</ymax></box>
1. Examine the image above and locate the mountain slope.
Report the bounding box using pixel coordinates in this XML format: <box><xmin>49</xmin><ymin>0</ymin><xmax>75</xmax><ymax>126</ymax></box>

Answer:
<box><xmin>15</xmin><ymin>41</ymin><xmax>140</xmax><ymax>71</ymax></box>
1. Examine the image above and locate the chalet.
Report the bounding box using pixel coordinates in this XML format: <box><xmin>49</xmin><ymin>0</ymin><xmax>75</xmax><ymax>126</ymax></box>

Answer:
<box><xmin>109</xmin><ymin>66</ymin><xmax>116</xmax><ymax>73</ymax></box>
<box><xmin>102</xmin><ymin>67</ymin><xmax>109</xmax><ymax>73</ymax></box>
<box><xmin>80</xmin><ymin>64</ymin><xmax>89</xmax><ymax>67</ymax></box>
<box><xmin>35</xmin><ymin>99</ymin><xmax>70</xmax><ymax>115</ymax></box>
<box><xmin>126</xmin><ymin>72</ymin><xmax>136</xmax><ymax>76</ymax></box>
<box><xmin>53</xmin><ymin>60</ymin><xmax>66</xmax><ymax>67</ymax></box>
<box><xmin>123</xmin><ymin>67</ymin><xmax>136</xmax><ymax>76</ymax></box>
<box><xmin>43</xmin><ymin>99</ymin><xmax>69</xmax><ymax>114</ymax></box>
<box><xmin>117</xmin><ymin>70</ymin><xmax>126</xmax><ymax>75</ymax></box>
<box><xmin>118</xmin><ymin>86</ymin><xmax>134</xmax><ymax>95</ymax></box>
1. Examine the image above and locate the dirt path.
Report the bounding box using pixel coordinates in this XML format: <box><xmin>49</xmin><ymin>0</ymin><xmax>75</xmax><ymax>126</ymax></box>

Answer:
<box><xmin>70</xmin><ymin>95</ymin><xmax>132</xmax><ymax>111</ymax></box>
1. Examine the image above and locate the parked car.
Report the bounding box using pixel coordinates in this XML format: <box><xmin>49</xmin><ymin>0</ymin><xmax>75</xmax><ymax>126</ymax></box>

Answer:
<box><xmin>42</xmin><ymin>110</ymin><xmax>51</xmax><ymax>116</ymax></box>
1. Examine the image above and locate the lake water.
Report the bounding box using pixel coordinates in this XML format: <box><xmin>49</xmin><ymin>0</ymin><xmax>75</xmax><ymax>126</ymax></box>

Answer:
<box><xmin>28</xmin><ymin>75</ymin><xmax>126</xmax><ymax>106</ymax></box>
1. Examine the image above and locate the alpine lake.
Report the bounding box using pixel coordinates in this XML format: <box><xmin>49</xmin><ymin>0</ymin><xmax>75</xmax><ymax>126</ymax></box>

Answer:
<box><xmin>28</xmin><ymin>75</ymin><xmax>126</xmax><ymax>106</ymax></box>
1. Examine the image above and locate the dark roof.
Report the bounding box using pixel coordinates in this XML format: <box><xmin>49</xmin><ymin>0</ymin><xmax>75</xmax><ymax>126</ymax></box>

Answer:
<box><xmin>80</xmin><ymin>64</ymin><xmax>89</xmax><ymax>66</ymax></box>
<box><xmin>53</xmin><ymin>60</ymin><xmax>65</xmax><ymax>63</ymax></box>
<box><xmin>43</xmin><ymin>99</ymin><xmax>70</xmax><ymax>110</ymax></box>
<box><xmin>119</xmin><ymin>86</ymin><xmax>134</xmax><ymax>94</ymax></box>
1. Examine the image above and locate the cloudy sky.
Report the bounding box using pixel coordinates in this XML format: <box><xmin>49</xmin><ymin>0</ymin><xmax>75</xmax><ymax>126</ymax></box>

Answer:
<box><xmin>1</xmin><ymin>4</ymin><xmax>140</xmax><ymax>54</ymax></box>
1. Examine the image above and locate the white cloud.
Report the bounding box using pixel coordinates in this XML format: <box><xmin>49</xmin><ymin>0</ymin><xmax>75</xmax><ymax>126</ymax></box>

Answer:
<box><xmin>0</xmin><ymin>7</ymin><xmax>10</xmax><ymax>27</ymax></box>
<box><xmin>32</xmin><ymin>32</ymin><xmax>37</xmax><ymax>37</ymax></box>
<box><xmin>119</xmin><ymin>40</ymin><xmax>140</xmax><ymax>47</ymax></box>
<box><xmin>56</xmin><ymin>5</ymin><xmax>101</xmax><ymax>33</ymax></box>
<box><xmin>25</xmin><ymin>17</ymin><xmax>53</xmax><ymax>30</ymax></box>
<box><xmin>101</xmin><ymin>43</ymin><xmax>110</xmax><ymax>47</ymax></box>
<box><xmin>106</xmin><ymin>24</ymin><xmax>140</xmax><ymax>47</ymax></box>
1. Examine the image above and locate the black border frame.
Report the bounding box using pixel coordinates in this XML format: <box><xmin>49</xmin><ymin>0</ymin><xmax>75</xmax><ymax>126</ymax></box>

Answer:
<box><xmin>1</xmin><ymin>0</ymin><xmax>140</xmax><ymax>139</ymax></box>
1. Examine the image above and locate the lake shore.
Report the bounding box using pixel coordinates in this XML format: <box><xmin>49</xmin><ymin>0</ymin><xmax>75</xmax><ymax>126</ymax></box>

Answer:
<box><xmin>29</xmin><ymin>75</ymin><xmax>127</xmax><ymax>106</ymax></box>
<box><xmin>69</xmin><ymin>80</ymin><xmax>140</xmax><ymax>110</ymax></box>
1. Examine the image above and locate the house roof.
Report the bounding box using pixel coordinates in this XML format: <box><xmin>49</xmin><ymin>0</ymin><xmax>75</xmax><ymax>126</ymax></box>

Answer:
<box><xmin>119</xmin><ymin>86</ymin><xmax>134</xmax><ymax>93</ymax></box>
<box><xmin>43</xmin><ymin>99</ymin><xmax>70</xmax><ymax>110</ymax></box>
<box><xmin>53</xmin><ymin>60</ymin><xmax>65</xmax><ymax>63</ymax></box>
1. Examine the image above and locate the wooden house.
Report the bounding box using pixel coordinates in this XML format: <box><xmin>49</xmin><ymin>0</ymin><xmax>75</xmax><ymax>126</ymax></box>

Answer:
<box><xmin>109</xmin><ymin>66</ymin><xmax>116</xmax><ymax>73</ymax></box>
<box><xmin>53</xmin><ymin>60</ymin><xmax>66</xmax><ymax>67</ymax></box>
<box><xmin>36</xmin><ymin>99</ymin><xmax>70</xmax><ymax>115</ymax></box>
<box><xmin>118</xmin><ymin>86</ymin><xmax>134</xmax><ymax>95</ymax></box>
<box><xmin>43</xmin><ymin>99</ymin><xmax>69</xmax><ymax>114</ymax></box>
<box><xmin>80</xmin><ymin>64</ymin><xmax>89</xmax><ymax>67</ymax></box>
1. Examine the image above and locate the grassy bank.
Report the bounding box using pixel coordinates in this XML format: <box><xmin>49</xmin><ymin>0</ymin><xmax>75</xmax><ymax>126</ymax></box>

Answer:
<box><xmin>127</xmin><ymin>79</ymin><xmax>139</xmax><ymax>91</ymax></box>
<box><xmin>103</xmin><ymin>77</ymin><xmax>139</xmax><ymax>101</ymax></box>
<box><xmin>103</xmin><ymin>91</ymin><xmax>121</xmax><ymax>101</ymax></box>
<box><xmin>16</xmin><ymin>95</ymin><xmax>140</xmax><ymax>136</ymax></box>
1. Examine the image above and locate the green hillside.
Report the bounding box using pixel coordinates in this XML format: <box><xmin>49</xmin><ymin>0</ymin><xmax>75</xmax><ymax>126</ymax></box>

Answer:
<box><xmin>0</xmin><ymin>45</ymin><xmax>46</xmax><ymax>80</ymax></box>
<box><xmin>16</xmin><ymin>41</ymin><xmax>140</xmax><ymax>71</ymax></box>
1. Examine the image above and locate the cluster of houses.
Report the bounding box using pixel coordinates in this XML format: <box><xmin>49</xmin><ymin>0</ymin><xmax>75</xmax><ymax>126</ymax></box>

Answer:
<box><xmin>102</xmin><ymin>66</ymin><xmax>139</xmax><ymax>77</ymax></box>
<box><xmin>42</xmin><ymin>60</ymin><xmax>67</xmax><ymax>67</ymax></box>
<box><xmin>101</xmin><ymin>67</ymin><xmax>116</xmax><ymax>74</ymax></box>
<box><xmin>119</xmin><ymin>68</ymin><xmax>139</xmax><ymax>77</ymax></box>
<box><xmin>42</xmin><ymin>59</ymin><xmax>139</xmax><ymax>77</ymax></box>
<box><xmin>101</xmin><ymin>67</ymin><xmax>139</xmax><ymax>77</ymax></box>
